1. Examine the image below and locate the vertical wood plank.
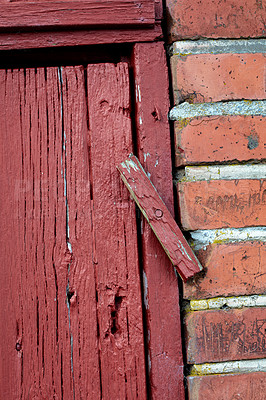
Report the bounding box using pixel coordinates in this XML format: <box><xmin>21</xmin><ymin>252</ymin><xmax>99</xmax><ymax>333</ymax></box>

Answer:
<box><xmin>0</xmin><ymin>67</ymin><xmax>74</xmax><ymax>399</ymax></box>
<box><xmin>87</xmin><ymin>63</ymin><xmax>147</xmax><ymax>400</ymax></box>
<box><xmin>0</xmin><ymin>69</ymin><xmax>23</xmax><ymax>400</ymax></box>
<box><xmin>133</xmin><ymin>42</ymin><xmax>185</xmax><ymax>399</ymax></box>
<box><xmin>59</xmin><ymin>65</ymin><xmax>102</xmax><ymax>399</ymax></box>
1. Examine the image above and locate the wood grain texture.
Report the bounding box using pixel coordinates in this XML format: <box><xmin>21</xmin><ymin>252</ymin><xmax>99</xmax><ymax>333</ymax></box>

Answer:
<box><xmin>185</xmin><ymin>307</ymin><xmax>266</xmax><ymax>364</ymax></box>
<box><xmin>86</xmin><ymin>63</ymin><xmax>147</xmax><ymax>400</ymax></box>
<box><xmin>0</xmin><ymin>24</ymin><xmax>162</xmax><ymax>50</ymax></box>
<box><xmin>118</xmin><ymin>155</ymin><xmax>202</xmax><ymax>281</ymax></box>
<box><xmin>0</xmin><ymin>67</ymin><xmax>74</xmax><ymax>399</ymax></box>
<box><xmin>133</xmin><ymin>42</ymin><xmax>185</xmax><ymax>400</ymax></box>
<box><xmin>0</xmin><ymin>63</ymin><xmax>146</xmax><ymax>399</ymax></box>
<box><xmin>0</xmin><ymin>0</ymin><xmax>155</xmax><ymax>29</ymax></box>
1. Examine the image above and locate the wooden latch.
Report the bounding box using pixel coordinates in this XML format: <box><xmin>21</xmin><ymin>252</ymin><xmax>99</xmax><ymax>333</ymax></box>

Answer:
<box><xmin>117</xmin><ymin>154</ymin><xmax>202</xmax><ymax>282</ymax></box>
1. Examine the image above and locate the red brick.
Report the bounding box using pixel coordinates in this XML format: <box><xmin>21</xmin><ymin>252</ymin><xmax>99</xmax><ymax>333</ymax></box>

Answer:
<box><xmin>184</xmin><ymin>241</ymin><xmax>266</xmax><ymax>299</ymax></box>
<box><xmin>177</xmin><ymin>179</ymin><xmax>266</xmax><ymax>230</ymax></box>
<box><xmin>188</xmin><ymin>373</ymin><xmax>266</xmax><ymax>400</ymax></box>
<box><xmin>185</xmin><ymin>307</ymin><xmax>266</xmax><ymax>363</ymax></box>
<box><xmin>166</xmin><ymin>0</ymin><xmax>266</xmax><ymax>40</ymax></box>
<box><xmin>171</xmin><ymin>53</ymin><xmax>265</xmax><ymax>104</ymax></box>
<box><xmin>175</xmin><ymin>115</ymin><xmax>266</xmax><ymax>166</ymax></box>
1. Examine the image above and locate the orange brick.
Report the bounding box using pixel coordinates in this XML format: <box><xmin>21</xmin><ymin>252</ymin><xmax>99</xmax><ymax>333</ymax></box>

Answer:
<box><xmin>166</xmin><ymin>0</ymin><xmax>266</xmax><ymax>40</ymax></box>
<box><xmin>177</xmin><ymin>179</ymin><xmax>266</xmax><ymax>230</ymax></box>
<box><xmin>185</xmin><ymin>307</ymin><xmax>266</xmax><ymax>363</ymax></box>
<box><xmin>184</xmin><ymin>241</ymin><xmax>266</xmax><ymax>299</ymax></box>
<box><xmin>171</xmin><ymin>53</ymin><xmax>265</xmax><ymax>104</ymax></box>
<box><xmin>188</xmin><ymin>373</ymin><xmax>266</xmax><ymax>400</ymax></box>
<box><xmin>175</xmin><ymin>116</ymin><xmax>266</xmax><ymax>166</ymax></box>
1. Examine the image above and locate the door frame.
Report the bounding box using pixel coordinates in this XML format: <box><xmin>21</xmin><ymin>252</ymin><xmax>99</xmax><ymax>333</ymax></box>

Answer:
<box><xmin>132</xmin><ymin>42</ymin><xmax>185</xmax><ymax>399</ymax></box>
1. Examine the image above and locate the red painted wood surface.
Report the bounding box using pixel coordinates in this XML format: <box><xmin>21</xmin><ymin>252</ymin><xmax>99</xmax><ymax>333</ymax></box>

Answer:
<box><xmin>118</xmin><ymin>155</ymin><xmax>202</xmax><ymax>281</ymax></box>
<box><xmin>0</xmin><ymin>0</ymin><xmax>155</xmax><ymax>29</ymax></box>
<box><xmin>0</xmin><ymin>24</ymin><xmax>162</xmax><ymax>50</ymax></box>
<box><xmin>86</xmin><ymin>63</ymin><xmax>147</xmax><ymax>399</ymax></box>
<box><xmin>133</xmin><ymin>42</ymin><xmax>185</xmax><ymax>399</ymax></box>
<box><xmin>0</xmin><ymin>63</ymin><xmax>146</xmax><ymax>399</ymax></box>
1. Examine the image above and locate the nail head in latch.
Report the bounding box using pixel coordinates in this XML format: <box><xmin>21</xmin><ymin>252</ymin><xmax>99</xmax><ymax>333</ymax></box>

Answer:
<box><xmin>155</xmin><ymin>209</ymin><xmax>163</xmax><ymax>218</ymax></box>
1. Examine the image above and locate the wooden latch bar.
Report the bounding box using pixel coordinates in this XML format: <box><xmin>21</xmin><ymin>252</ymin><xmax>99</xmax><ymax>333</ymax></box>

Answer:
<box><xmin>117</xmin><ymin>154</ymin><xmax>202</xmax><ymax>282</ymax></box>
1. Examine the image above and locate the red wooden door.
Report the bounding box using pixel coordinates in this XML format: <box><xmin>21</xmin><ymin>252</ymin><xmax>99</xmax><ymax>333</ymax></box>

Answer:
<box><xmin>0</xmin><ymin>63</ymin><xmax>147</xmax><ymax>399</ymax></box>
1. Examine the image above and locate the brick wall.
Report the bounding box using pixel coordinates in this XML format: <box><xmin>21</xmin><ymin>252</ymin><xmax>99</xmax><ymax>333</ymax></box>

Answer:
<box><xmin>166</xmin><ymin>1</ymin><xmax>266</xmax><ymax>398</ymax></box>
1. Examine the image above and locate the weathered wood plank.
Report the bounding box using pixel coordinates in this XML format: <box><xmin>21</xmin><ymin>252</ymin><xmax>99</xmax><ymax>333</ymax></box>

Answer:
<box><xmin>0</xmin><ymin>24</ymin><xmax>162</xmax><ymax>51</ymax></box>
<box><xmin>0</xmin><ymin>67</ymin><xmax>75</xmax><ymax>398</ymax></box>
<box><xmin>59</xmin><ymin>65</ymin><xmax>101</xmax><ymax>398</ymax></box>
<box><xmin>0</xmin><ymin>0</ymin><xmax>155</xmax><ymax>30</ymax></box>
<box><xmin>132</xmin><ymin>42</ymin><xmax>185</xmax><ymax>399</ymax></box>
<box><xmin>87</xmin><ymin>63</ymin><xmax>147</xmax><ymax>399</ymax></box>
<box><xmin>118</xmin><ymin>155</ymin><xmax>202</xmax><ymax>281</ymax></box>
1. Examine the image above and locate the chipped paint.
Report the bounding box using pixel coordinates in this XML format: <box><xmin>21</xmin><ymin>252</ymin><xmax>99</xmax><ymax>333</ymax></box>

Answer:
<box><xmin>142</xmin><ymin>270</ymin><xmax>149</xmax><ymax>309</ymax></box>
<box><xmin>190</xmin><ymin>358</ymin><xmax>266</xmax><ymax>376</ymax></box>
<box><xmin>190</xmin><ymin>227</ymin><xmax>266</xmax><ymax>250</ymax></box>
<box><xmin>170</xmin><ymin>39</ymin><xmax>266</xmax><ymax>56</ymax></box>
<box><xmin>177</xmin><ymin>164</ymin><xmax>266</xmax><ymax>182</ymax></box>
<box><xmin>135</xmin><ymin>83</ymin><xmax>141</xmax><ymax>103</ymax></box>
<box><xmin>143</xmin><ymin>152</ymin><xmax>151</xmax><ymax>162</ymax></box>
<box><xmin>169</xmin><ymin>100</ymin><xmax>266</xmax><ymax>120</ymax></box>
<box><xmin>189</xmin><ymin>294</ymin><xmax>266</xmax><ymax>311</ymax></box>
<box><xmin>120</xmin><ymin>157</ymin><xmax>139</xmax><ymax>174</ymax></box>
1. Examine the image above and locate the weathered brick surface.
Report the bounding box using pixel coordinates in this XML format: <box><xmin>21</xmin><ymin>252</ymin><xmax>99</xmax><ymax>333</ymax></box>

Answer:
<box><xmin>177</xmin><ymin>179</ymin><xmax>266</xmax><ymax>230</ymax></box>
<box><xmin>175</xmin><ymin>115</ymin><xmax>266</xmax><ymax>166</ymax></box>
<box><xmin>166</xmin><ymin>0</ymin><xmax>266</xmax><ymax>41</ymax></box>
<box><xmin>171</xmin><ymin>53</ymin><xmax>265</xmax><ymax>104</ymax></box>
<box><xmin>184</xmin><ymin>241</ymin><xmax>266</xmax><ymax>299</ymax></box>
<box><xmin>188</xmin><ymin>372</ymin><xmax>266</xmax><ymax>400</ymax></box>
<box><xmin>185</xmin><ymin>307</ymin><xmax>266</xmax><ymax>363</ymax></box>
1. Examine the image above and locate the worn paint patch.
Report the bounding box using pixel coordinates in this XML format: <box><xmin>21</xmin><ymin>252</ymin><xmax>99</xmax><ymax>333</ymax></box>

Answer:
<box><xmin>169</xmin><ymin>100</ymin><xmax>266</xmax><ymax>120</ymax></box>
<box><xmin>170</xmin><ymin>39</ymin><xmax>266</xmax><ymax>56</ymax></box>
<box><xmin>190</xmin><ymin>359</ymin><xmax>266</xmax><ymax>376</ymax></box>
